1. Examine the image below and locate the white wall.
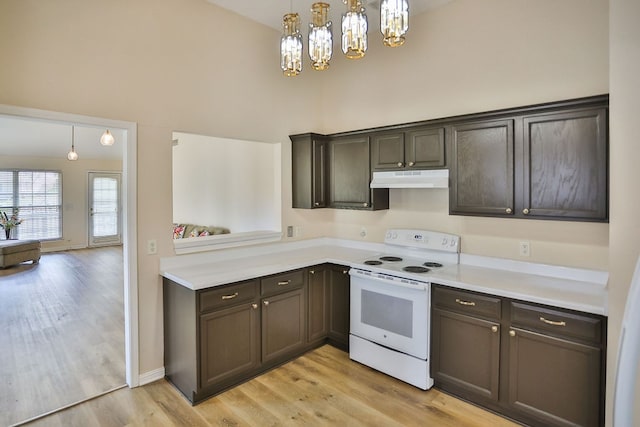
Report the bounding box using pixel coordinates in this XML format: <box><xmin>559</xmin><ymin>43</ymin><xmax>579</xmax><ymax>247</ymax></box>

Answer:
<box><xmin>172</xmin><ymin>132</ymin><xmax>281</xmax><ymax>233</ymax></box>
<box><xmin>0</xmin><ymin>155</ymin><xmax>122</xmax><ymax>251</ymax></box>
<box><xmin>608</xmin><ymin>0</ymin><xmax>640</xmax><ymax>424</ymax></box>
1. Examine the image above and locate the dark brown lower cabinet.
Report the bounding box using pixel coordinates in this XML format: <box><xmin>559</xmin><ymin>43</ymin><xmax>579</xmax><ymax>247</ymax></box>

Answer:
<box><xmin>164</xmin><ymin>264</ymin><xmax>350</xmax><ymax>405</ymax></box>
<box><xmin>431</xmin><ymin>284</ymin><xmax>606</xmax><ymax>427</ymax></box>
<box><xmin>328</xmin><ymin>265</ymin><xmax>350</xmax><ymax>349</ymax></box>
<box><xmin>261</xmin><ymin>288</ymin><xmax>306</xmax><ymax>364</ymax></box>
<box><xmin>508</xmin><ymin>328</ymin><xmax>601</xmax><ymax>427</ymax></box>
<box><xmin>199</xmin><ymin>302</ymin><xmax>260</xmax><ymax>389</ymax></box>
<box><xmin>431</xmin><ymin>308</ymin><xmax>500</xmax><ymax>403</ymax></box>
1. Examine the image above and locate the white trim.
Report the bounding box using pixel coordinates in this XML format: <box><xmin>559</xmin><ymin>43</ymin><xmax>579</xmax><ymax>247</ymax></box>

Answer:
<box><xmin>138</xmin><ymin>367</ymin><xmax>165</xmax><ymax>386</ymax></box>
<box><xmin>173</xmin><ymin>230</ymin><xmax>282</xmax><ymax>254</ymax></box>
<box><xmin>0</xmin><ymin>104</ymin><xmax>139</xmax><ymax>388</ymax></box>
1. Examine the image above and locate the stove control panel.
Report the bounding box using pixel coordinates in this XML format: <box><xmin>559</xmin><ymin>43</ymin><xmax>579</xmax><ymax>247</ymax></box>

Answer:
<box><xmin>385</xmin><ymin>229</ymin><xmax>460</xmax><ymax>253</ymax></box>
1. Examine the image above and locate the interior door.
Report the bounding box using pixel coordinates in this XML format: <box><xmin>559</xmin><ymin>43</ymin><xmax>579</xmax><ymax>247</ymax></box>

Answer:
<box><xmin>88</xmin><ymin>172</ymin><xmax>122</xmax><ymax>247</ymax></box>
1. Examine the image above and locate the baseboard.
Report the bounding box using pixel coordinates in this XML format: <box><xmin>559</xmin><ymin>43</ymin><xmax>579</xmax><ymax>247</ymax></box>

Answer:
<box><xmin>138</xmin><ymin>367</ymin><xmax>165</xmax><ymax>386</ymax></box>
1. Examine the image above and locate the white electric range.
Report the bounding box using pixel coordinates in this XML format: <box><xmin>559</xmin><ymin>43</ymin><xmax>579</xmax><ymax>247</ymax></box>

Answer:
<box><xmin>349</xmin><ymin>229</ymin><xmax>460</xmax><ymax>390</ymax></box>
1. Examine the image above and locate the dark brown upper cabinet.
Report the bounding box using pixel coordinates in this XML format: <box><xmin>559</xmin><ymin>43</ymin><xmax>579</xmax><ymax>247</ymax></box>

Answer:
<box><xmin>450</xmin><ymin>95</ymin><xmax>608</xmax><ymax>222</ymax></box>
<box><xmin>522</xmin><ymin>107</ymin><xmax>608</xmax><ymax>221</ymax></box>
<box><xmin>450</xmin><ymin>119</ymin><xmax>515</xmax><ymax>217</ymax></box>
<box><xmin>372</xmin><ymin>128</ymin><xmax>446</xmax><ymax>171</ymax></box>
<box><xmin>328</xmin><ymin>135</ymin><xmax>389</xmax><ymax>210</ymax></box>
<box><xmin>291</xmin><ymin>133</ymin><xmax>328</xmax><ymax>209</ymax></box>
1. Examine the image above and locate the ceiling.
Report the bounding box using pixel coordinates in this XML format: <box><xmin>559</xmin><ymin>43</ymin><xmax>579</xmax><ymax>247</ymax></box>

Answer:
<box><xmin>206</xmin><ymin>0</ymin><xmax>451</xmax><ymax>34</ymax></box>
<box><xmin>0</xmin><ymin>115</ymin><xmax>123</xmax><ymax>161</ymax></box>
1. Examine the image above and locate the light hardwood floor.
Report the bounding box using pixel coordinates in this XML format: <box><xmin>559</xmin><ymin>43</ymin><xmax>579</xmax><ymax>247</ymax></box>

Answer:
<box><xmin>26</xmin><ymin>345</ymin><xmax>519</xmax><ymax>427</ymax></box>
<box><xmin>0</xmin><ymin>247</ymin><xmax>125</xmax><ymax>427</ymax></box>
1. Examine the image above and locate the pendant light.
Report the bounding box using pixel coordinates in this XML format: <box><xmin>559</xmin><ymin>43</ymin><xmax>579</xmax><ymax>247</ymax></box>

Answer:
<box><xmin>342</xmin><ymin>0</ymin><xmax>367</xmax><ymax>59</ymax></box>
<box><xmin>380</xmin><ymin>0</ymin><xmax>409</xmax><ymax>47</ymax></box>
<box><xmin>100</xmin><ymin>129</ymin><xmax>115</xmax><ymax>146</ymax></box>
<box><xmin>67</xmin><ymin>126</ymin><xmax>78</xmax><ymax>161</ymax></box>
<box><xmin>309</xmin><ymin>2</ymin><xmax>332</xmax><ymax>71</ymax></box>
<box><xmin>281</xmin><ymin>13</ymin><xmax>303</xmax><ymax>77</ymax></box>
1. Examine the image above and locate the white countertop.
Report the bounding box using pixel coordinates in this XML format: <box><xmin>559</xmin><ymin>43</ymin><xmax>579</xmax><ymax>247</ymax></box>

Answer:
<box><xmin>160</xmin><ymin>238</ymin><xmax>608</xmax><ymax>316</ymax></box>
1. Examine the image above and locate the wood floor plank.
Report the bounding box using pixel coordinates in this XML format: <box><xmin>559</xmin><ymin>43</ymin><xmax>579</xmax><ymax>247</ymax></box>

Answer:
<box><xmin>26</xmin><ymin>345</ymin><xmax>520</xmax><ymax>427</ymax></box>
<box><xmin>0</xmin><ymin>246</ymin><xmax>125</xmax><ymax>426</ymax></box>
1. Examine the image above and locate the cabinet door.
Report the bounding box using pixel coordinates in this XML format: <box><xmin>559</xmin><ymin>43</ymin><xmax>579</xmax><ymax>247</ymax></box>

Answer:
<box><xmin>307</xmin><ymin>266</ymin><xmax>329</xmax><ymax>343</ymax></box>
<box><xmin>328</xmin><ymin>265</ymin><xmax>350</xmax><ymax>348</ymax></box>
<box><xmin>522</xmin><ymin>108</ymin><xmax>607</xmax><ymax>221</ymax></box>
<box><xmin>508</xmin><ymin>327</ymin><xmax>601</xmax><ymax>427</ymax></box>
<box><xmin>431</xmin><ymin>308</ymin><xmax>501</xmax><ymax>402</ymax></box>
<box><xmin>405</xmin><ymin>127</ymin><xmax>445</xmax><ymax>168</ymax></box>
<box><xmin>291</xmin><ymin>134</ymin><xmax>328</xmax><ymax>209</ymax></box>
<box><xmin>199</xmin><ymin>302</ymin><xmax>260</xmax><ymax>389</ymax></box>
<box><xmin>450</xmin><ymin>120</ymin><xmax>515</xmax><ymax>216</ymax></box>
<box><xmin>329</xmin><ymin>136</ymin><xmax>372</xmax><ymax>209</ymax></box>
<box><xmin>372</xmin><ymin>133</ymin><xmax>405</xmax><ymax>170</ymax></box>
<box><xmin>262</xmin><ymin>288</ymin><xmax>306</xmax><ymax>364</ymax></box>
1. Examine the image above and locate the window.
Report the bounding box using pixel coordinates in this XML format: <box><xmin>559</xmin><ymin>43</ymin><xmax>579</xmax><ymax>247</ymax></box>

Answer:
<box><xmin>0</xmin><ymin>170</ymin><xmax>62</xmax><ymax>240</ymax></box>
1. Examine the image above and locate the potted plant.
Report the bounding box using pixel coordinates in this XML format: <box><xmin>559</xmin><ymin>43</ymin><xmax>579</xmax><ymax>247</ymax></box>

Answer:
<box><xmin>1</xmin><ymin>210</ymin><xmax>23</xmax><ymax>240</ymax></box>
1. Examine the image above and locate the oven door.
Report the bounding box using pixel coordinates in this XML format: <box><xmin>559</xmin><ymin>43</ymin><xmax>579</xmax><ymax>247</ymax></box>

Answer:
<box><xmin>350</xmin><ymin>271</ymin><xmax>429</xmax><ymax>360</ymax></box>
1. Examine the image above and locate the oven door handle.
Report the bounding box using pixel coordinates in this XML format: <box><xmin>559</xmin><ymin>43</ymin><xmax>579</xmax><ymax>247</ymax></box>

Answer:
<box><xmin>349</xmin><ymin>269</ymin><xmax>428</xmax><ymax>291</ymax></box>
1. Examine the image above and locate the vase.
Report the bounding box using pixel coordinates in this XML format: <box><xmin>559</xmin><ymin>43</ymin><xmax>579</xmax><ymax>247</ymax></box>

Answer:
<box><xmin>4</xmin><ymin>228</ymin><xmax>11</xmax><ymax>240</ymax></box>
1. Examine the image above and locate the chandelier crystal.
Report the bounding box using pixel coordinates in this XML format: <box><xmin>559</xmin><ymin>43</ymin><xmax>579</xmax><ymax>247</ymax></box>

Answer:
<box><xmin>341</xmin><ymin>0</ymin><xmax>367</xmax><ymax>59</ymax></box>
<box><xmin>281</xmin><ymin>13</ymin><xmax>303</xmax><ymax>77</ymax></box>
<box><xmin>309</xmin><ymin>3</ymin><xmax>332</xmax><ymax>71</ymax></box>
<box><xmin>380</xmin><ymin>0</ymin><xmax>409</xmax><ymax>47</ymax></box>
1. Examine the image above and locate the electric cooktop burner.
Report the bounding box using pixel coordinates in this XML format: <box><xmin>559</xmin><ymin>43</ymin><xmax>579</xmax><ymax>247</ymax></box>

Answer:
<box><xmin>380</xmin><ymin>256</ymin><xmax>403</xmax><ymax>262</ymax></box>
<box><xmin>364</xmin><ymin>260</ymin><xmax>383</xmax><ymax>265</ymax></box>
<box><xmin>424</xmin><ymin>262</ymin><xmax>443</xmax><ymax>268</ymax></box>
<box><xmin>403</xmin><ymin>266</ymin><xmax>431</xmax><ymax>274</ymax></box>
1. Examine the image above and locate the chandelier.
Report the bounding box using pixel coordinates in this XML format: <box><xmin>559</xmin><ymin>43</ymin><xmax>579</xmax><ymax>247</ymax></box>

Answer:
<box><xmin>280</xmin><ymin>0</ymin><xmax>409</xmax><ymax>76</ymax></box>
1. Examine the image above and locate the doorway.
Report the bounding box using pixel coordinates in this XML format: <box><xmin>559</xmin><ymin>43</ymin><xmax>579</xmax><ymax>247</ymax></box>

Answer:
<box><xmin>0</xmin><ymin>104</ymin><xmax>138</xmax><ymax>420</ymax></box>
<box><xmin>89</xmin><ymin>172</ymin><xmax>122</xmax><ymax>247</ymax></box>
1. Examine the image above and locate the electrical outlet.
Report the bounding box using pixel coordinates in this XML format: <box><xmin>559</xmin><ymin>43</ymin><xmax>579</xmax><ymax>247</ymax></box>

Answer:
<box><xmin>147</xmin><ymin>239</ymin><xmax>157</xmax><ymax>255</ymax></box>
<box><xmin>360</xmin><ymin>227</ymin><xmax>367</xmax><ymax>238</ymax></box>
<box><xmin>287</xmin><ymin>226</ymin><xmax>293</xmax><ymax>238</ymax></box>
<box><xmin>519</xmin><ymin>241</ymin><xmax>530</xmax><ymax>257</ymax></box>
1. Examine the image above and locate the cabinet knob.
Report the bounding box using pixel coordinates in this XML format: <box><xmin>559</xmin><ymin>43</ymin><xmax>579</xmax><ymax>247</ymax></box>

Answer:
<box><xmin>397</xmin><ymin>162</ymin><xmax>403</xmax><ymax>167</ymax></box>
<box><xmin>491</xmin><ymin>325</ymin><xmax>498</xmax><ymax>333</ymax></box>
<box><xmin>523</xmin><ymin>208</ymin><xmax>530</xmax><ymax>215</ymax></box>
<box><xmin>506</xmin><ymin>208</ymin><xmax>512</xmax><ymax>214</ymax></box>
<box><xmin>363</xmin><ymin>202</ymin><xmax>368</xmax><ymax>207</ymax></box>
<box><xmin>343</xmin><ymin>270</ymin><xmax>349</xmax><ymax>274</ymax></box>
<box><xmin>314</xmin><ymin>202</ymin><xmax>320</xmax><ymax>207</ymax></box>
<box><xmin>408</xmin><ymin>161</ymin><xmax>415</xmax><ymax>167</ymax></box>
<box><xmin>251</xmin><ymin>303</ymin><xmax>258</xmax><ymax>309</ymax></box>
<box><xmin>309</xmin><ymin>270</ymin><xmax>315</xmax><ymax>275</ymax></box>
<box><xmin>509</xmin><ymin>330</ymin><xmax>516</xmax><ymax>337</ymax></box>
<box><xmin>263</xmin><ymin>300</ymin><xmax>270</xmax><ymax>306</ymax></box>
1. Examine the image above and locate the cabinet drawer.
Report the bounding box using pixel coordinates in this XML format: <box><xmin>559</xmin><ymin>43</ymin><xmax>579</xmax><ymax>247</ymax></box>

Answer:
<box><xmin>199</xmin><ymin>280</ymin><xmax>259</xmax><ymax>313</ymax></box>
<box><xmin>432</xmin><ymin>285</ymin><xmax>501</xmax><ymax>321</ymax></box>
<box><xmin>261</xmin><ymin>270</ymin><xmax>304</xmax><ymax>296</ymax></box>
<box><xmin>510</xmin><ymin>301</ymin><xmax>603</xmax><ymax>344</ymax></box>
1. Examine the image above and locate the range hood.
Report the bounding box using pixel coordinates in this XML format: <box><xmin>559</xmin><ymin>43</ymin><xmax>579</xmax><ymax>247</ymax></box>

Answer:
<box><xmin>370</xmin><ymin>169</ymin><xmax>449</xmax><ymax>189</ymax></box>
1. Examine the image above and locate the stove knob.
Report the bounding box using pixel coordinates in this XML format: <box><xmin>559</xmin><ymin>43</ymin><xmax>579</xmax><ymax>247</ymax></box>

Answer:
<box><xmin>386</xmin><ymin>231</ymin><xmax>392</xmax><ymax>239</ymax></box>
<box><xmin>392</xmin><ymin>232</ymin><xmax>398</xmax><ymax>239</ymax></box>
<box><xmin>442</xmin><ymin>238</ymin><xmax>448</xmax><ymax>246</ymax></box>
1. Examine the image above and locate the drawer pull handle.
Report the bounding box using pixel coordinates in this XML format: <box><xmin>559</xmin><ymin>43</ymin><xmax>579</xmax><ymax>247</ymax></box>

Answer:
<box><xmin>277</xmin><ymin>280</ymin><xmax>291</xmax><ymax>286</ymax></box>
<box><xmin>539</xmin><ymin>316</ymin><xmax>566</xmax><ymax>327</ymax></box>
<box><xmin>455</xmin><ymin>298</ymin><xmax>476</xmax><ymax>306</ymax></box>
<box><xmin>221</xmin><ymin>292</ymin><xmax>239</xmax><ymax>300</ymax></box>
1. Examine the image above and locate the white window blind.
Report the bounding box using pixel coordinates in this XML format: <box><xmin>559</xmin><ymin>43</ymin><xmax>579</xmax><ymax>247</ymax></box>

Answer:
<box><xmin>0</xmin><ymin>170</ymin><xmax>62</xmax><ymax>240</ymax></box>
